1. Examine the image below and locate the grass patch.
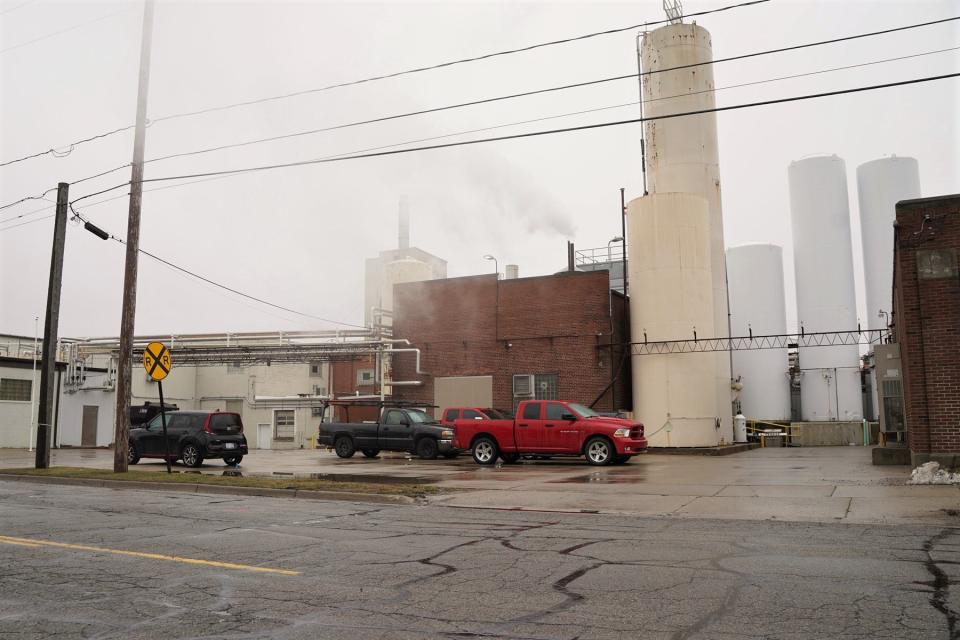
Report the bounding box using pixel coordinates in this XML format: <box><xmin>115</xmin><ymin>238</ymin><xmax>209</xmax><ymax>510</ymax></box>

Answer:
<box><xmin>0</xmin><ymin>467</ymin><xmax>441</xmax><ymax>498</ymax></box>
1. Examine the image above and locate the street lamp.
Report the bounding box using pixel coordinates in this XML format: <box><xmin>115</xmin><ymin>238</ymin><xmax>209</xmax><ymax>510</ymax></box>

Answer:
<box><xmin>607</xmin><ymin>236</ymin><xmax>624</xmax><ymax>263</ymax></box>
<box><xmin>483</xmin><ymin>254</ymin><xmax>499</xmax><ymax>279</ymax></box>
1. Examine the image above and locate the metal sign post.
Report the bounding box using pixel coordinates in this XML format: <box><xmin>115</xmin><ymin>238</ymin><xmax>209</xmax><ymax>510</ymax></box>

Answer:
<box><xmin>143</xmin><ymin>342</ymin><xmax>173</xmax><ymax>474</ymax></box>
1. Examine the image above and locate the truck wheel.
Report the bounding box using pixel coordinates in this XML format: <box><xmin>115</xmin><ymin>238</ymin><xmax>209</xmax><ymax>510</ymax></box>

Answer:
<box><xmin>584</xmin><ymin>437</ymin><xmax>614</xmax><ymax>466</ymax></box>
<box><xmin>361</xmin><ymin>449</ymin><xmax>380</xmax><ymax>459</ymax></box>
<box><xmin>334</xmin><ymin>436</ymin><xmax>356</xmax><ymax>459</ymax></box>
<box><xmin>501</xmin><ymin>453</ymin><xmax>520</xmax><ymax>464</ymax></box>
<box><xmin>127</xmin><ymin>443</ymin><xmax>140</xmax><ymax>465</ymax></box>
<box><xmin>472</xmin><ymin>437</ymin><xmax>498</xmax><ymax>465</ymax></box>
<box><xmin>416</xmin><ymin>438</ymin><xmax>439</xmax><ymax>460</ymax></box>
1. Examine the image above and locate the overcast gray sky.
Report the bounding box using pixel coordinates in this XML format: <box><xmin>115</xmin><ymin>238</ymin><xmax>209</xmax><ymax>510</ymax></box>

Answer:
<box><xmin>1</xmin><ymin>0</ymin><xmax>957</xmax><ymax>338</ymax></box>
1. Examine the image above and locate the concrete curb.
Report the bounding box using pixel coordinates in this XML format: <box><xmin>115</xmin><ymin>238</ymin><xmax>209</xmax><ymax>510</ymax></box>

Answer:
<box><xmin>0</xmin><ymin>473</ymin><xmax>414</xmax><ymax>505</ymax></box>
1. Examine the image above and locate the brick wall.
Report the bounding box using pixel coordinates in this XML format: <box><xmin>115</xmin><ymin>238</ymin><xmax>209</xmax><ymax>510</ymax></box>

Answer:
<box><xmin>893</xmin><ymin>194</ymin><xmax>960</xmax><ymax>467</ymax></box>
<box><xmin>391</xmin><ymin>271</ymin><xmax>632</xmax><ymax>413</ymax></box>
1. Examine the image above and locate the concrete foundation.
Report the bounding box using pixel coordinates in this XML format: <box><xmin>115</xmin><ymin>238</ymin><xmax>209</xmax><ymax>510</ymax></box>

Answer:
<box><xmin>911</xmin><ymin>452</ymin><xmax>960</xmax><ymax>472</ymax></box>
<box><xmin>791</xmin><ymin>421</ymin><xmax>877</xmax><ymax>447</ymax></box>
<box><xmin>872</xmin><ymin>446</ymin><xmax>911</xmax><ymax>466</ymax></box>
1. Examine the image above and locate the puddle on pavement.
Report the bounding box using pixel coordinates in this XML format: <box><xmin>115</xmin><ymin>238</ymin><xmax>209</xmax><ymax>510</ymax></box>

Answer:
<box><xmin>550</xmin><ymin>472</ymin><xmax>648</xmax><ymax>484</ymax></box>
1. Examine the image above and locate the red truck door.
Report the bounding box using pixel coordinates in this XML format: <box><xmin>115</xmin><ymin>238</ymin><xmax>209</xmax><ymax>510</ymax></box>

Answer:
<box><xmin>544</xmin><ymin>402</ymin><xmax>579</xmax><ymax>452</ymax></box>
<box><xmin>516</xmin><ymin>401</ymin><xmax>545</xmax><ymax>450</ymax></box>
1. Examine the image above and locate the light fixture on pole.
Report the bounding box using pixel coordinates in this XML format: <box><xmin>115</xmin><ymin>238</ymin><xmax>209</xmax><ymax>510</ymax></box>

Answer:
<box><xmin>483</xmin><ymin>254</ymin><xmax>499</xmax><ymax>279</ymax></box>
<box><xmin>607</xmin><ymin>236</ymin><xmax>624</xmax><ymax>263</ymax></box>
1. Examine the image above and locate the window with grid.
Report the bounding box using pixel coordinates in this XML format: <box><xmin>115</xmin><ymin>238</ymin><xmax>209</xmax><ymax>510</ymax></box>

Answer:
<box><xmin>309</xmin><ymin>362</ymin><xmax>324</xmax><ymax>377</ymax></box>
<box><xmin>0</xmin><ymin>378</ymin><xmax>32</xmax><ymax>402</ymax></box>
<box><xmin>534</xmin><ymin>374</ymin><xmax>559</xmax><ymax>400</ymax></box>
<box><xmin>226</xmin><ymin>362</ymin><xmax>244</xmax><ymax>375</ymax></box>
<box><xmin>357</xmin><ymin>369</ymin><xmax>375</xmax><ymax>386</ymax></box>
<box><xmin>274</xmin><ymin>410</ymin><xmax>295</xmax><ymax>440</ymax></box>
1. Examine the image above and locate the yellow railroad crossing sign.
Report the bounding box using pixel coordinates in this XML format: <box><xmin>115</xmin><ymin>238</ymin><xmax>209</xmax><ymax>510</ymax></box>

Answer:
<box><xmin>143</xmin><ymin>342</ymin><xmax>172</xmax><ymax>381</ymax></box>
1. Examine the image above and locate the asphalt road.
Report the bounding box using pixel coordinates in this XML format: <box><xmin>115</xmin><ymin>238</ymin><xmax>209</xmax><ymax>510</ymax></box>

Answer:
<box><xmin>1</xmin><ymin>480</ymin><xmax>957</xmax><ymax>640</ymax></box>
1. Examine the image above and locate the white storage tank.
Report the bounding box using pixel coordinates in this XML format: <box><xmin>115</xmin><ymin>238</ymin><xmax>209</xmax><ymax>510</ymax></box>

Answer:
<box><xmin>628</xmin><ymin>193</ymin><xmax>723</xmax><ymax>447</ymax></box>
<box><xmin>857</xmin><ymin>156</ymin><xmax>920</xmax><ymax>330</ymax></box>
<box><xmin>641</xmin><ymin>22</ymin><xmax>732</xmax><ymax>439</ymax></box>
<box><xmin>727</xmin><ymin>244</ymin><xmax>791</xmax><ymax>421</ymax></box>
<box><xmin>788</xmin><ymin>155</ymin><xmax>862</xmax><ymax>421</ymax></box>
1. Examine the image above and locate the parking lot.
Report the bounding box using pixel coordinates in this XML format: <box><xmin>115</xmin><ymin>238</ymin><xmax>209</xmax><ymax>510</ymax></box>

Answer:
<box><xmin>2</xmin><ymin>446</ymin><xmax>957</xmax><ymax>525</ymax></box>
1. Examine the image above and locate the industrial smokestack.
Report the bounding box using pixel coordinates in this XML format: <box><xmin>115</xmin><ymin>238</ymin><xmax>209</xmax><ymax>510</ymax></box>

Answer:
<box><xmin>398</xmin><ymin>197</ymin><xmax>410</xmax><ymax>250</ymax></box>
<box><xmin>567</xmin><ymin>241</ymin><xmax>575</xmax><ymax>272</ymax></box>
<box><xmin>505</xmin><ymin>264</ymin><xmax>519</xmax><ymax>280</ymax></box>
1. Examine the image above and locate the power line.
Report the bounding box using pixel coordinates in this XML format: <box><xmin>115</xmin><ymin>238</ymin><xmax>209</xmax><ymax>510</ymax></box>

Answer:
<box><xmin>151</xmin><ymin>0</ymin><xmax>771</xmax><ymax>123</ymax></box>
<box><xmin>65</xmin><ymin>205</ymin><xmax>367</xmax><ymax>329</ymax></box>
<box><xmin>2</xmin><ymin>44</ymin><xmax>956</xmax><ymax>219</ymax></box>
<box><xmin>0</xmin><ymin>8</ymin><xmax>128</xmax><ymax>54</ymax></box>
<box><xmin>140</xmin><ymin>43</ymin><xmax>960</xmax><ymax>168</ymax></box>
<box><xmin>0</xmin><ymin>0</ymin><xmax>37</xmax><ymax>16</ymax></box>
<box><xmin>2</xmin><ymin>13</ymin><xmax>956</xmax><ymax>172</ymax></box>
<box><xmin>67</xmin><ymin>71</ymin><xmax>960</xmax><ymax>206</ymax></box>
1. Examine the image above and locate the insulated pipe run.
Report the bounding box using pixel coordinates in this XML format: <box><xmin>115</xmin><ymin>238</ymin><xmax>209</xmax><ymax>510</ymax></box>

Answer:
<box><xmin>386</xmin><ymin>347</ymin><xmax>425</xmax><ymax>375</ymax></box>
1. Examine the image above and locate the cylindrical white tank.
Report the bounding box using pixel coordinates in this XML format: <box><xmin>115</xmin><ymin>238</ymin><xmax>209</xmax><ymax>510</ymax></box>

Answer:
<box><xmin>504</xmin><ymin>264</ymin><xmax>519</xmax><ymax>280</ymax></box>
<box><xmin>628</xmin><ymin>193</ymin><xmax>723</xmax><ymax>447</ymax></box>
<box><xmin>641</xmin><ymin>23</ymin><xmax>732</xmax><ymax>438</ymax></box>
<box><xmin>734</xmin><ymin>414</ymin><xmax>747</xmax><ymax>443</ymax></box>
<box><xmin>727</xmin><ymin>244</ymin><xmax>791</xmax><ymax>421</ymax></box>
<box><xmin>788</xmin><ymin>155</ymin><xmax>862</xmax><ymax>421</ymax></box>
<box><xmin>857</xmin><ymin>156</ymin><xmax>920</xmax><ymax>330</ymax></box>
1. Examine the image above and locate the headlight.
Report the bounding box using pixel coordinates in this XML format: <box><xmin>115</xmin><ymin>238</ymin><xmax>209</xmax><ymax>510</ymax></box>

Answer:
<box><xmin>613</xmin><ymin>428</ymin><xmax>630</xmax><ymax>438</ymax></box>
<box><xmin>441</xmin><ymin>430</ymin><xmax>454</xmax><ymax>439</ymax></box>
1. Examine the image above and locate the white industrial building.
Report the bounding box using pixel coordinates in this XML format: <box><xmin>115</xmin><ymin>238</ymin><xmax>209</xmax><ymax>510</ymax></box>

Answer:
<box><xmin>0</xmin><ymin>332</ymin><xmax>332</xmax><ymax>450</ymax></box>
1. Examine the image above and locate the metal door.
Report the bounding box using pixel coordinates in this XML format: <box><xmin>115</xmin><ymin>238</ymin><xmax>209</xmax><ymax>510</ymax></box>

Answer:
<box><xmin>257</xmin><ymin>423</ymin><xmax>271</xmax><ymax>449</ymax></box>
<box><xmin>81</xmin><ymin>406</ymin><xmax>98</xmax><ymax>447</ymax></box>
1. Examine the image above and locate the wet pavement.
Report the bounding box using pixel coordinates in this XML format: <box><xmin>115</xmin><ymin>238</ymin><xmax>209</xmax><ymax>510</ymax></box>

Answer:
<box><xmin>1</xmin><ymin>446</ymin><xmax>957</xmax><ymax>525</ymax></box>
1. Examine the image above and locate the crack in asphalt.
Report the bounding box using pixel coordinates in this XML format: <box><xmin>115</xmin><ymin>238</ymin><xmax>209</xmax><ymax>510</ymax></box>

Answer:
<box><xmin>921</xmin><ymin>528</ymin><xmax>960</xmax><ymax>639</ymax></box>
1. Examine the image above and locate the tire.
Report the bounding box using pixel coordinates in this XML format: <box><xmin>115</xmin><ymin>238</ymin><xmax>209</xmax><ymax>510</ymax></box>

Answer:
<box><xmin>224</xmin><ymin>455</ymin><xmax>243</xmax><ymax>466</ymax></box>
<box><xmin>416</xmin><ymin>438</ymin><xmax>439</xmax><ymax>460</ymax></box>
<box><xmin>361</xmin><ymin>449</ymin><xmax>380</xmax><ymax>458</ymax></box>
<box><xmin>181</xmin><ymin>443</ymin><xmax>204</xmax><ymax>468</ymax></box>
<box><xmin>500</xmin><ymin>453</ymin><xmax>521</xmax><ymax>464</ymax></box>
<box><xmin>472</xmin><ymin>436</ymin><xmax>498</xmax><ymax>465</ymax></box>
<box><xmin>442</xmin><ymin>452</ymin><xmax>459</xmax><ymax>459</ymax></box>
<box><xmin>612</xmin><ymin>455</ymin><xmax>631</xmax><ymax>465</ymax></box>
<box><xmin>584</xmin><ymin>436</ymin><xmax>614</xmax><ymax>466</ymax></box>
<box><xmin>334</xmin><ymin>436</ymin><xmax>356</xmax><ymax>459</ymax></box>
<box><xmin>127</xmin><ymin>443</ymin><xmax>140</xmax><ymax>465</ymax></box>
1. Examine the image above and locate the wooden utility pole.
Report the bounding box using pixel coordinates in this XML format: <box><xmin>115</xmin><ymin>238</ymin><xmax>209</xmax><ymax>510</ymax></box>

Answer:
<box><xmin>35</xmin><ymin>183</ymin><xmax>69</xmax><ymax>469</ymax></box>
<box><xmin>113</xmin><ymin>0</ymin><xmax>155</xmax><ymax>473</ymax></box>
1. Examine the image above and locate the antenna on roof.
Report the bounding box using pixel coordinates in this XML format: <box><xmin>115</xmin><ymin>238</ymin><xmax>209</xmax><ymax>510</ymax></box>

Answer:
<box><xmin>663</xmin><ymin>0</ymin><xmax>683</xmax><ymax>24</ymax></box>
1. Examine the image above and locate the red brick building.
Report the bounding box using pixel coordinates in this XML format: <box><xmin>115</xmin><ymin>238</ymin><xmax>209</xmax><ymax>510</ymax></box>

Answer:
<box><xmin>893</xmin><ymin>194</ymin><xmax>960</xmax><ymax>469</ymax></box>
<box><xmin>391</xmin><ymin>271</ymin><xmax>631</xmax><ymax>416</ymax></box>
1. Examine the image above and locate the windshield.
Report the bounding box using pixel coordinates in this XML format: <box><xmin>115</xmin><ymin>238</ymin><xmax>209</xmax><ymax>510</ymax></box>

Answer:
<box><xmin>567</xmin><ymin>403</ymin><xmax>600</xmax><ymax>418</ymax></box>
<box><xmin>407</xmin><ymin>409</ymin><xmax>432</xmax><ymax>423</ymax></box>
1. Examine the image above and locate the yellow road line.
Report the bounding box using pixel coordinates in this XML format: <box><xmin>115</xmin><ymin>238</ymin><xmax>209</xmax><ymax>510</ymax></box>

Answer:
<box><xmin>0</xmin><ymin>535</ymin><xmax>300</xmax><ymax>576</ymax></box>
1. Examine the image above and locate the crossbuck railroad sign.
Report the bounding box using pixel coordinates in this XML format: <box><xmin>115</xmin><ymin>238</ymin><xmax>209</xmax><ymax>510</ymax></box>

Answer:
<box><xmin>143</xmin><ymin>342</ymin><xmax>172</xmax><ymax>381</ymax></box>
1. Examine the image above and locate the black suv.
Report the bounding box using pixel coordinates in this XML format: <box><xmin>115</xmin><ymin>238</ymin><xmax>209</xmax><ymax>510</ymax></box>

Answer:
<box><xmin>128</xmin><ymin>411</ymin><xmax>248</xmax><ymax>468</ymax></box>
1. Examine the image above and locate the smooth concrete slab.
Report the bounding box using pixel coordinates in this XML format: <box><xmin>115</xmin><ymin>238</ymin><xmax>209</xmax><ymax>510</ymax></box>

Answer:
<box><xmin>846</xmin><ymin>497</ymin><xmax>960</xmax><ymax>524</ymax></box>
<box><xmin>716</xmin><ymin>484</ymin><xmax>836</xmax><ymax>498</ymax></box>
<box><xmin>675</xmin><ymin>496</ymin><xmax>853</xmax><ymax>522</ymax></box>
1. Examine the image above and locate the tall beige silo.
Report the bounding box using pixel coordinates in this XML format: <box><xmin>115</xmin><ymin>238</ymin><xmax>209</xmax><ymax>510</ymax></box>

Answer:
<box><xmin>629</xmin><ymin>193</ymin><xmax>723</xmax><ymax>446</ymax></box>
<box><xmin>641</xmin><ymin>22</ymin><xmax>732</xmax><ymax>442</ymax></box>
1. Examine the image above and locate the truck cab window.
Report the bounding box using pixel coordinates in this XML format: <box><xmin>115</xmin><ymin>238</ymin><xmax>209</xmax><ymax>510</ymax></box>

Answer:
<box><xmin>463</xmin><ymin>410</ymin><xmax>482</xmax><ymax>419</ymax></box>
<box><xmin>545</xmin><ymin>403</ymin><xmax>566</xmax><ymax>420</ymax></box>
<box><xmin>446</xmin><ymin>409</ymin><xmax>460</xmax><ymax>421</ymax></box>
<box><xmin>384</xmin><ymin>410</ymin><xmax>404</xmax><ymax>425</ymax></box>
<box><xmin>522</xmin><ymin>403</ymin><xmax>542</xmax><ymax>420</ymax></box>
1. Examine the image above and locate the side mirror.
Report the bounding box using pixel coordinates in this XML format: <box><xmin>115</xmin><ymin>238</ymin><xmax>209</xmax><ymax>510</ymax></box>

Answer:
<box><xmin>561</xmin><ymin>413</ymin><xmax>576</xmax><ymax>421</ymax></box>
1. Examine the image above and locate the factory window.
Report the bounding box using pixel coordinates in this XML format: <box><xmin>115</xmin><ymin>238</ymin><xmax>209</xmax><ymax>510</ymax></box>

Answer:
<box><xmin>273</xmin><ymin>410</ymin><xmax>295</xmax><ymax>440</ymax></box>
<box><xmin>357</xmin><ymin>369</ymin><xmax>375</xmax><ymax>386</ymax></box>
<box><xmin>534</xmin><ymin>374</ymin><xmax>559</xmax><ymax>400</ymax></box>
<box><xmin>0</xmin><ymin>378</ymin><xmax>32</xmax><ymax>402</ymax></box>
<box><xmin>311</xmin><ymin>385</ymin><xmax>327</xmax><ymax>417</ymax></box>
<box><xmin>310</xmin><ymin>362</ymin><xmax>324</xmax><ymax>377</ymax></box>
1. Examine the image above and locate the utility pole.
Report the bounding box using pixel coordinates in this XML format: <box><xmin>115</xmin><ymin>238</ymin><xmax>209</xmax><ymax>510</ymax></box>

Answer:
<box><xmin>35</xmin><ymin>183</ymin><xmax>69</xmax><ymax>469</ymax></box>
<box><xmin>113</xmin><ymin>0</ymin><xmax>155</xmax><ymax>473</ymax></box>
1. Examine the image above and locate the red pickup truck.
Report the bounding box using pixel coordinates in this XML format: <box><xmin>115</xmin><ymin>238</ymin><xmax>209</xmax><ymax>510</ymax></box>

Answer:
<box><xmin>453</xmin><ymin>399</ymin><xmax>647</xmax><ymax>466</ymax></box>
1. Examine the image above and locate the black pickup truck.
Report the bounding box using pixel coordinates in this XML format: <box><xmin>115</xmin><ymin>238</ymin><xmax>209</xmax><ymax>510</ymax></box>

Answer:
<box><xmin>318</xmin><ymin>407</ymin><xmax>459</xmax><ymax>460</ymax></box>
